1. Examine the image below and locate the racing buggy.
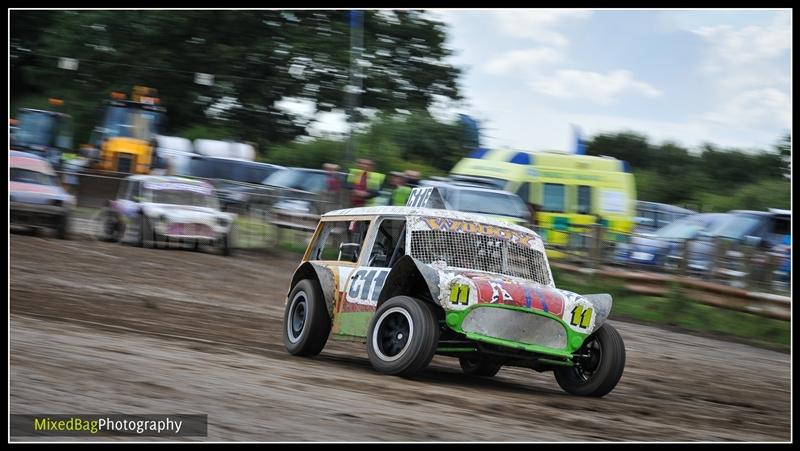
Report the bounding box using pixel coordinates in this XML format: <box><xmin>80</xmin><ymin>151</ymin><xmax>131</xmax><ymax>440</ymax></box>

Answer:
<box><xmin>282</xmin><ymin>187</ymin><xmax>626</xmax><ymax>397</ymax></box>
<box><xmin>96</xmin><ymin>175</ymin><xmax>236</xmax><ymax>256</ymax></box>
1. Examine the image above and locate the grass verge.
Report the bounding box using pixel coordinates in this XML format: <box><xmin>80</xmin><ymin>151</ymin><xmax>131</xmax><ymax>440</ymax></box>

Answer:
<box><xmin>552</xmin><ymin>268</ymin><xmax>790</xmax><ymax>352</ymax></box>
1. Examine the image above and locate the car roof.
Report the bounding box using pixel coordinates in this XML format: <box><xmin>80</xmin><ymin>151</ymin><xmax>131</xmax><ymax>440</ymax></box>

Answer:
<box><xmin>730</xmin><ymin>209</ymin><xmax>791</xmax><ymax>218</ymax></box>
<box><xmin>10</xmin><ymin>150</ymin><xmax>48</xmax><ymax>160</ymax></box>
<box><xmin>678</xmin><ymin>212</ymin><xmax>728</xmax><ymax>224</ymax></box>
<box><xmin>636</xmin><ymin>201</ymin><xmax>696</xmax><ymax>214</ymax></box>
<box><xmin>191</xmin><ymin>155</ymin><xmax>283</xmax><ymax>167</ymax></box>
<box><xmin>322</xmin><ymin>205</ymin><xmax>539</xmax><ymax>236</ymax></box>
<box><xmin>420</xmin><ymin>179</ymin><xmax>518</xmax><ymax>196</ymax></box>
<box><xmin>127</xmin><ymin>174</ymin><xmax>213</xmax><ymax>187</ymax></box>
<box><xmin>281</xmin><ymin>167</ymin><xmax>345</xmax><ymax>176</ymax></box>
<box><xmin>10</xmin><ymin>151</ymin><xmax>55</xmax><ymax>174</ymax></box>
<box><xmin>19</xmin><ymin>108</ymin><xmax>71</xmax><ymax>118</ymax></box>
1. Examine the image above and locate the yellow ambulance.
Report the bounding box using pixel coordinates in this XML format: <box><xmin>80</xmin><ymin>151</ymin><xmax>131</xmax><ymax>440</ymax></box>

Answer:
<box><xmin>450</xmin><ymin>148</ymin><xmax>636</xmax><ymax>248</ymax></box>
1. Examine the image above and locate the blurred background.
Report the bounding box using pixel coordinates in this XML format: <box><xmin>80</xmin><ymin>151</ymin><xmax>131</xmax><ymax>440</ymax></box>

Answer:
<box><xmin>8</xmin><ymin>9</ymin><xmax>793</xmax><ymax>441</ymax></box>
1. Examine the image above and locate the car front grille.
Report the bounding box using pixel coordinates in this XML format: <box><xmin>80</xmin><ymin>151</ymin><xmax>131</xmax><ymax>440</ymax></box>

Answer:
<box><xmin>166</xmin><ymin>223</ymin><xmax>214</xmax><ymax>237</ymax></box>
<box><xmin>461</xmin><ymin>307</ymin><xmax>567</xmax><ymax>349</ymax></box>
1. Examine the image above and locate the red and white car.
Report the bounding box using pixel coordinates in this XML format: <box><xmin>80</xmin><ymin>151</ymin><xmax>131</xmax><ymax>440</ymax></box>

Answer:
<box><xmin>10</xmin><ymin>150</ymin><xmax>75</xmax><ymax>239</ymax></box>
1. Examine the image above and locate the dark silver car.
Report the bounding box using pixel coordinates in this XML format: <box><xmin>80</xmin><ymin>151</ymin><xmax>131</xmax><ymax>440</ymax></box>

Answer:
<box><xmin>685</xmin><ymin>209</ymin><xmax>791</xmax><ymax>276</ymax></box>
<box><xmin>615</xmin><ymin>213</ymin><xmax>729</xmax><ymax>267</ymax></box>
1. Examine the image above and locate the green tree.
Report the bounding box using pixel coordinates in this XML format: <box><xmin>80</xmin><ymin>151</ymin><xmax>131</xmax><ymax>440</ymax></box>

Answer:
<box><xmin>265</xmin><ymin>110</ymin><xmax>472</xmax><ymax>176</ymax></box>
<box><xmin>586</xmin><ymin>131</ymin><xmax>651</xmax><ymax>168</ymax></box>
<box><xmin>10</xmin><ymin>10</ymin><xmax>462</xmax><ymax>151</ymax></box>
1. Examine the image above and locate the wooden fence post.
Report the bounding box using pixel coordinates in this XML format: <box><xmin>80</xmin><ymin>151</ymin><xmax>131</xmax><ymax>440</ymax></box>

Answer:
<box><xmin>590</xmin><ymin>223</ymin><xmax>602</xmax><ymax>267</ymax></box>
<box><xmin>680</xmin><ymin>239</ymin><xmax>690</xmax><ymax>276</ymax></box>
<box><xmin>742</xmin><ymin>243</ymin><xmax>755</xmax><ymax>290</ymax></box>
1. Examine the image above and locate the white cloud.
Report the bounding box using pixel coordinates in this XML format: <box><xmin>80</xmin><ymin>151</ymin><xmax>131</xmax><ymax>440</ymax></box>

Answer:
<box><xmin>529</xmin><ymin>69</ymin><xmax>662</xmax><ymax>104</ymax></box>
<box><xmin>691</xmin><ymin>13</ymin><xmax>791</xmax><ymax>135</ymax></box>
<box><xmin>491</xmin><ymin>9</ymin><xmax>591</xmax><ymax>46</ymax></box>
<box><xmin>692</xmin><ymin>13</ymin><xmax>791</xmax><ymax>70</ymax></box>
<box><xmin>702</xmin><ymin>88</ymin><xmax>791</xmax><ymax>129</ymax></box>
<box><xmin>484</xmin><ymin>47</ymin><xmax>562</xmax><ymax>75</ymax></box>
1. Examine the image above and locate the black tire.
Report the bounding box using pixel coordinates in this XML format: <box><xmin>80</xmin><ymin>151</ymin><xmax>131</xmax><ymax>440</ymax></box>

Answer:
<box><xmin>282</xmin><ymin>279</ymin><xmax>331</xmax><ymax>356</ymax></box>
<box><xmin>459</xmin><ymin>358</ymin><xmax>502</xmax><ymax>377</ymax></box>
<box><xmin>219</xmin><ymin>233</ymin><xmax>233</xmax><ymax>257</ymax></box>
<box><xmin>138</xmin><ymin>215</ymin><xmax>154</xmax><ymax>248</ymax></box>
<box><xmin>56</xmin><ymin>214</ymin><xmax>70</xmax><ymax>240</ymax></box>
<box><xmin>554</xmin><ymin>323</ymin><xmax>626</xmax><ymax>397</ymax></box>
<box><xmin>99</xmin><ymin>210</ymin><xmax>124</xmax><ymax>243</ymax></box>
<box><xmin>366</xmin><ymin>296</ymin><xmax>440</xmax><ymax>377</ymax></box>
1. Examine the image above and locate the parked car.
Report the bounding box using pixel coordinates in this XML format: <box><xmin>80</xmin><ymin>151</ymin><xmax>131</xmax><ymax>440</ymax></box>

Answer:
<box><xmin>186</xmin><ymin>155</ymin><xmax>284</xmax><ymax>212</ymax></box>
<box><xmin>10</xmin><ymin>150</ymin><xmax>75</xmax><ymax>238</ymax></box>
<box><xmin>634</xmin><ymin>201</ymin><xmax>696</xmax><ymax>234</ymax></box>
<box><xmin>685</xmin><ymin>209</ymin><xmax>791</xmax><ymax>275</ymax></box>
<box><xmin>282</xmin><ymin>189</ymin><xmax>625</xmax><ymax>397</ymax></box>
<box><xmin>255</xmin><ymin>167</ymin><xmax>348</xmax><ymax>215</ymax></box>
<box><xmin>96</xmin><ymin>175</ymin><xmax>236</xmax><ymax>255</ymax></box>
<box><xmin>418</xmin><ymin>179</ymin><xmax>532</xmax><ymax>226</ymax></box>
<box><xmin>614</xmin><ymin>213</ymin><xmax>730</xmax><ymax>267</ymax></box>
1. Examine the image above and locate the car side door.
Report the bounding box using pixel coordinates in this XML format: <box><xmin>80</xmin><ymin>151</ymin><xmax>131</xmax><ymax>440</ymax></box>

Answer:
<box><xmin>336</xmin><ymin>217</ymin><xmax>406</xmax><ymax>337</ymax></box>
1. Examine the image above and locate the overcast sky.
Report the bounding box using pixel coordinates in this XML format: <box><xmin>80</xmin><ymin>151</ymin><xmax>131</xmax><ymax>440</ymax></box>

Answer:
<box><xmin>430</xmin><ymin>9</ymin><xmax>791</xmax><ymax>153</ymax></box>
<box><xmin>290</xmin><ymin>9</ymin><xmax>791</xmax><ymax>153</ymax></box>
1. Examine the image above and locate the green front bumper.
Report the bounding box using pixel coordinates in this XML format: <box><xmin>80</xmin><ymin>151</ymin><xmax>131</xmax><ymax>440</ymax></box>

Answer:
<box><xmin>443</xmin><ymin>304</ymin><xmax>589</xmax><ymax>360</ymax></box>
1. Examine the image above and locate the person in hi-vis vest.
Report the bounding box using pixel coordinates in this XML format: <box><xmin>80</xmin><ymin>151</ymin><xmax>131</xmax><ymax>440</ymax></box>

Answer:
<box><xmin>390</xmin><ymin>171</ymin><xmax>412</xmax><ymax>206</ymax></box>
<box><xmin>348</xmin><ymin>158</ymin><xmax>385</xmax><ymax>207</ymax></box>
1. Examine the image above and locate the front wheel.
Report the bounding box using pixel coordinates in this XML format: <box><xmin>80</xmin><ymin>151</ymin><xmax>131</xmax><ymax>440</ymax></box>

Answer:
<box><xmin>95</xmin><ymin>209</ymin><xmax>123</xmax><ymax>242</ymax></box>
<box><xmin>554</xmin><ymin>323</ymin><xmax>626</xmax><ymax>397</ymax></box>
<box><xmin>282</xmin><ymin>279</ymin><xmax>331</xmax><ymax>356</ymax></box>
<box><xmin>366</xmin><ymin>296</ymin><xmax>440</xmax><ymax>377</ymax></box>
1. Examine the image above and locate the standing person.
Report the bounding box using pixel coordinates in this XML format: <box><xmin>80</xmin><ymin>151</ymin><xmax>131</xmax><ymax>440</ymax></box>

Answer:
<box><xmin>390</xmin><ymin>171</ymin><xmax>412</xmax><ymax>206</ymax></box>
<box><xmin>348</xmin><ymin>158</ymin><xmax>384</xmax><ymax>207</ymax></box>
<box><xmin>322</xmin><ymin>163</ymin><xmax>343</xmax><ymax>210</ymax></box>
<box><xmin>404</xmin><ymin>169</ymin><xmax>421</xmax><ymax>188</ymax></box>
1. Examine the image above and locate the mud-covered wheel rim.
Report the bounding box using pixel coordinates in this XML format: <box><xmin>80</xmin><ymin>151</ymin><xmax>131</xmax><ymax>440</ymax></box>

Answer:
<box><xmin>372</xmin><ymin>307</ymin><xmax>414</xmax><ymax>362</ymax></box>
<box><xmin>286</xmin><ymin>291</ymin><xmax>308</xmax><ymax>344</ymax></box>
<box><xmin>574</xmin><ymin>335</ymin><xmax>603</xmax><ymax>382</ymax></box>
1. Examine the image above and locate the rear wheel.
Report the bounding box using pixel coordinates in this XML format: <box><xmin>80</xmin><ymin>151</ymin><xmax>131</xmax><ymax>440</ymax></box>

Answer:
<box><xmin>56</xmin><ymin>214</ymin><xmax>70</xmax><ymax>240</ymax></box>
<box><xmin>282</xmin><ymin>279</ymin><xmax>331</xmax><ymax>356</ymax></box>
<box><xmin>366</xmin><ymin>296</ymin><xmax>440</xmax><ymax>377</ymax></box>
<box><xmin>218</xmin><ymin>232</ymin><xmax>233</xmax><ymax>257</ymax></box>
<box><xmin>459</xmin><ymin>358</ymin><xmax>502</xmax><ymax>377</ymax></box>
<box><xmin>554</xmin><ymin>323</ymin><xmax>626</xmax><ymax>397</ymax></box>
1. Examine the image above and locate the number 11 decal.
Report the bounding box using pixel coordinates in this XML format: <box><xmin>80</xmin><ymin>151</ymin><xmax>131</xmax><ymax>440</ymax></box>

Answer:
<box><xmin>570</xmin><ymin>305</ymin><xmax>593</xmax><ymax>329</ymax></box>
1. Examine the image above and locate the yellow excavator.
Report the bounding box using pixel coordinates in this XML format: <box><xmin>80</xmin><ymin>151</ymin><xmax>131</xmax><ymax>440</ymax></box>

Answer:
<box><xmin>86</xmin><ymin>86</ymin><xmax>166</xmax><ymax>174</ymax></box>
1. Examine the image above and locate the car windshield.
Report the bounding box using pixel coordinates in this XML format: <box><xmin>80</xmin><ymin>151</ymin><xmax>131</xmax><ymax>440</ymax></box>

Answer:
<box><xmin>15</xmin><ymin>111</ymin><xmax>57</xmax><ymax>147</ymax></box>
<box><xmin>262</xmin><ymin>169</ymin><xmax>327</xmax><ymax>192</ymax></box>
<box><xmin>654</xmin><ymin>220</ymin><xmax>704</xmax><ymax>240</ymax></box>
<box><xmin>146</xmin><ymin>187</ymin><xmax>217</xmax><ymax>208</ymax></box>
<box><xmin>11</xmin><ymin>167</ymin><xmax>58</xmax><ymax>186</ymax></box>
<box><xmin>102</xmin><ymin>105</ymin><xmax>161</xmax><ymax>141</ymax></box>
<box><xmin>710</xmin><ymin>215</ymin><xmax>762</xmax><ymax>240</ymax></box>
<box><xmin>450</xmin><ymin>190</ymin><xmax>529</xmax><ymax>219</ymax></box>
<box><xmin>653</xmin><ymin>215</ymin><xmax>719</xmax><ymax>240</ymax></box>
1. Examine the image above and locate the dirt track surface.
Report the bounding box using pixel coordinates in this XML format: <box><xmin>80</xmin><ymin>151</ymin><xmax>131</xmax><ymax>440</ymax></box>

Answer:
<box><xmin>10</xmin><ymin>231</ymin><xmax>791</xmax><ymax>441</ymax></box>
